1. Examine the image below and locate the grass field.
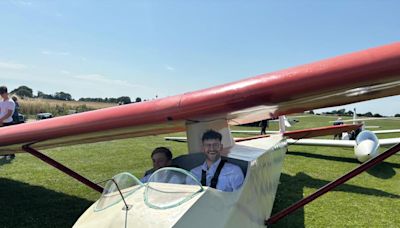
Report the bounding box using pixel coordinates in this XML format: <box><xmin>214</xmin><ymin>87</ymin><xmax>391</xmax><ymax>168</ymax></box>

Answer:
<box><xmin>0</xmin><ymin>115</ymin><xmax>399</xmax><ymax>227</ymax></box>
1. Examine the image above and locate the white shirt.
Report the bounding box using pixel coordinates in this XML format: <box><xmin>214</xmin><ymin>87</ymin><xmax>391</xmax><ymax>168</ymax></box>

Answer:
<box><xmin>187</xmin><ymin>158</ymin><xmax>244</xmax><ymax>192</ymax></box>
<box><xmin>0</xmin><ymin>99</ymin><xmax>15</xmax><ymax>123</ymax></box>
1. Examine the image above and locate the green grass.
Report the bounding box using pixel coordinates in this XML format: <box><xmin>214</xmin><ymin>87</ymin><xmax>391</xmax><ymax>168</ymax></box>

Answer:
<box><xmin>0</xmin><ymin>115</ymin><xmax>399</xmax><ymax>227</ymax></box>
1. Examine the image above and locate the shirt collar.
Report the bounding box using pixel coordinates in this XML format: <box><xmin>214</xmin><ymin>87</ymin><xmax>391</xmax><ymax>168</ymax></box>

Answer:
<box><xmin>201</xmin><ymin>157</ymin><xmax>222</xmax><ymax>173</ymax></box>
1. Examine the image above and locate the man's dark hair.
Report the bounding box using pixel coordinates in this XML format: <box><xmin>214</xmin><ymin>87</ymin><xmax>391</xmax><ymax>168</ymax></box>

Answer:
<box><xmin>202</xmin><ymin>129</ymin><xmax>222</xmax><ymax>142</ymax></box>
<box><xmin>0</xmin><ymin>86</ymin><xmax>8</xmax><ymax>94</ymax></box>
<box><xmin>151</xmin><ymin>147</ymin><xmax>172</xmax><ymax>160</ymax></box>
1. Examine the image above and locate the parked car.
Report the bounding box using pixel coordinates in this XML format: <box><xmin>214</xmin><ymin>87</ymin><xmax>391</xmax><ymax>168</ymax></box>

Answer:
<box><xmin>37</xmin><ymin>113</ymin><xmax>53</xmax><ymax>120</ymax></box>
<box><xmin>18</xmin><ymin>113</ymin><xmax>25</xmax><ymax>123</ymax></box>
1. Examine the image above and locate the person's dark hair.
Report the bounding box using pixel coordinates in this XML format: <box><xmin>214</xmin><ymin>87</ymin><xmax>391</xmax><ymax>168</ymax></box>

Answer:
<box><xmin>12</xmin><ymin>96</ymin><xmax>18</xmax><ymax>102</ymax></box>
<box><xmin>151</xmin><ymin>147</ymin><xmax>172</xmax><ymax>160</ymax></box>
<box><xmin>0</xmin><ymin>86</ymin><xmax>8</xmax><ymax>94</ymax></box>
<box><xmin>202</xmin><ymin>129</ymin><xmax>222</xmax><ymax>142</ymax></box>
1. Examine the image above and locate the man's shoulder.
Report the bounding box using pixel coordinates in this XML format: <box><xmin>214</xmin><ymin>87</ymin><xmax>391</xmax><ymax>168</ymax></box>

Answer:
<box><xmin>3</xmin><ymin>100</ymin><xmax>14</xmax><ymax>108</ymax></box>
<box><xmin>222</xmin><ymin>161</ymin><xmax>243</xmax><ymax>174</ymax></box>
<box><xmin>190</xmin><ymin>164</ymin><xmax>202</xmax><ymax>173</ymax></box>
<box><xmin>144</xmin><ymin>168</ymin><xmax>155</xmax><ymax>176</ymax></box>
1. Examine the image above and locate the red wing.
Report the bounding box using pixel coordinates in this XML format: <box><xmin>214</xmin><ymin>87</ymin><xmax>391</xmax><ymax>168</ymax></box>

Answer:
<box><xmin>1</xmin><ymin>43</ymin><xmax>400</xmax><ymax>153</ymax></box>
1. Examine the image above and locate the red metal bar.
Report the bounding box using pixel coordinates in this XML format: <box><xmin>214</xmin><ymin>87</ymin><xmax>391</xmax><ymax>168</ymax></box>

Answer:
<box><xmin>265</xmin><ymin>143</ymin><xmax>400</xmax><ymax>226</ymax></box>
<box><xmin>22</xmin><ymin>145</ymin><xmax>103</xmax><ymax>193</ymax></box>
<box><xmin>234</xmin><ymin>124</ymin><xmax>360</xmax><ymax>143</ymax></box>
<box><xmin>234</xmin><ymin>134</ymin><xmax>270</xmax><ymax>142</ymax></box>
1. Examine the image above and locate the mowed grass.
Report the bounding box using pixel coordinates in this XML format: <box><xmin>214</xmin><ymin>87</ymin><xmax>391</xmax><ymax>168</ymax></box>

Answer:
<box><xmin>0</xmin><ymin>115</ymin><xmax>399</xmax><ymax>227</ymax></box>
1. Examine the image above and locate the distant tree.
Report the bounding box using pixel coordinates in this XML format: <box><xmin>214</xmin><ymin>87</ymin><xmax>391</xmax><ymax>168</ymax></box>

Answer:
<box><xmin>135</xmin><ymin>97</ymin><xmax>142</xmax><ymax>102</ymax></box>
<box><xmin>80</xmin><ymin>97</ymin><xmax>102</xmax><ymax>102</ymax></box>
<box><xmin>108</xmin><ymin>98</ymin><xmax>117</xmax><ymax>103</ymax></box>
<box><xmin>54</xmin><ymin>91</ymin><xmax>72</xmax><ymax>101</ymax></box>
<box><xmin>337</xmin><ymin>109</ymin><xmax>346</xmax><ymax>115</ymax></box>
<box><xmin>373</xmin><ymin>113</ymin><xmax>382</xmax><ymax>117</ymax></box>
<box><xmin>37</xmin><ymin>91</ymin><xmax>44</xmax><ymax>98</ymax></box>
<box><xmin>395</xmin><ymin>114</ymin><xmax>400</xmax><ymax>117</ymax></box>
<box><xmin>117</xmin><ymin>96</ymin><xmax>131</xmax><ymax>104</ymax></box>
<box><xmin>364</xmin><ymin>112</ymin><xmax>373</xmax><ymax>117</ymax></box>
<box><xmin>346</xmin><ymin>110</ymin><xmax>354</xmax><ymax>116</ymax></box>
<box><xmin>37</xmin><ymin>91</ymin><xmax>54</xmax><ymax>99</ymax></box>
<box><xmin>11</xmin><ymin>85</ymin><xmax>33</xmax><ymax>97</ymax></box>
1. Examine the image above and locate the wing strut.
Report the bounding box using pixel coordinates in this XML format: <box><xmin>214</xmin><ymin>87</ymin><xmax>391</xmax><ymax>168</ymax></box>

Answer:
<box><xmin>22</xmin><ymin>145</ymin><xmax>104</xmax><ymax>193</ymax></box>
<box><xmin>265</xmin><ymin>142</ymin><xmax>400</xmax><ymax>226</ymax></box>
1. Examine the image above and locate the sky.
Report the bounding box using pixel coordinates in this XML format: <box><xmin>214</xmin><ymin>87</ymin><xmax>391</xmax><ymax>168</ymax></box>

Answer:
<box><xmin>0</xmin><ymin>0</ymin><xmax>399</xmax><ymax>116</ymax></box>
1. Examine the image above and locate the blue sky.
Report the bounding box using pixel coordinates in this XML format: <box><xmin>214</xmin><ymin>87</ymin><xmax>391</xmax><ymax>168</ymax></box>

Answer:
<box><xmin>0</xmin><ymin>0</ymin><xmax>399</xmax><ymax>115</ymax></box>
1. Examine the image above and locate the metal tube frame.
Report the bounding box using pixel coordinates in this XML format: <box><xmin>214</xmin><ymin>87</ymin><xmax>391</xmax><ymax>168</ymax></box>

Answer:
<box><xmin>265</xmin><ymin>143</ymin><xmax>400</xmax><ymax>226</ymax></box>
<box><xmin>22</xmin><ymin>145</ymin><xmax>103</xmax><ymax>193</ymax></box>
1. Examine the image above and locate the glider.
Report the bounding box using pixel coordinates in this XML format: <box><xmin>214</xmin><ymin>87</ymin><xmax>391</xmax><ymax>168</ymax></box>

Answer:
<box><xmin>1</xmin><ymin>43</ymin><xmax>400</xmax><ymax>227</ymax></box>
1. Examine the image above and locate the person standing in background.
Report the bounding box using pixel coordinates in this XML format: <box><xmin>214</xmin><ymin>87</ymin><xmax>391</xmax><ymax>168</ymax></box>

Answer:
<box><xmin>0</xmin><ymin>86</ymin><xmax>15</xmax><ymax>127</ymax></box>
<box><xmin>260</xmin><ymin>119</ymin><xmax>269</xmax><ymax>135</ymax></box>
<box><xmin>0</xmin><ymin>86</ymin><xmax>16</xmax><ymax>160</ymax></box>
<box><xmin>11</xmin><ymin>96</ymin><xmax>21</xmax><ymax>124</ymax></box>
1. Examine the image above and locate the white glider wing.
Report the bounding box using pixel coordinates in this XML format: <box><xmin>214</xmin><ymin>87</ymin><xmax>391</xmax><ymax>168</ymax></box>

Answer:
<box><xmin>379</xmin><ymin>138</ymin><xmax>400</xmax><ymax>147</ymax></box>
<box><xmin>372</xmin><ymin>129</ymin><xmax>400</xmax><ymax>134</ymax></box>
<box><xmin>288</xmin><ymin>137</ymin><xmax>400</xmax><ymax>148</ymax></box>
<box><xmin>287</xmin><ymin>138</ymin><xmax>356</xmax><ymax>147</ymax></box>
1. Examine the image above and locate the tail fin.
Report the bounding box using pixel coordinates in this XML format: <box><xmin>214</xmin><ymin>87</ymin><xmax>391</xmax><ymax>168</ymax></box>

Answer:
<box><xmin>279</xmin><ymin>116</ymin><xmax>286</xmax><ymax>133</ymax></box>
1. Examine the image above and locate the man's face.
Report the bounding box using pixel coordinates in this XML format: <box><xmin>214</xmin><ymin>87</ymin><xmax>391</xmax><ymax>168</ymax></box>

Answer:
<box><xmin>202</xmin><ymin>139</ymin><xmax>222</xmax><ymax>163</ymax></box>
<box><xmin>152</xmin><ymin>153</ymin><xmax>171</xmax><ymax>170</ymax></box>
<box><xmin>0</xmin><ymin>92</ymin><xmax>6</xmax><ymax>99</ymax></box>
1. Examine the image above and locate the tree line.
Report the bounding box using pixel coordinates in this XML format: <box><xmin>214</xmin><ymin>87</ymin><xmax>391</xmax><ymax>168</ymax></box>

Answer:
<box><xmin>11</xmin><ymin>85</ymin><xmax>142</xmax><ymax>104</ymax></box>
<box><xmin>320</xmin><ymin>108</ymin><xmax>400</xmax><ymax>117</ymax></box>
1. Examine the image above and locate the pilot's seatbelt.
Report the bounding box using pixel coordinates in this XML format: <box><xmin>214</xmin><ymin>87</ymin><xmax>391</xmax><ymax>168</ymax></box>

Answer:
<box><xmin>201</xmin><ymin>159</ymin><xmax>226</xmax><ymax>188</ymax></box>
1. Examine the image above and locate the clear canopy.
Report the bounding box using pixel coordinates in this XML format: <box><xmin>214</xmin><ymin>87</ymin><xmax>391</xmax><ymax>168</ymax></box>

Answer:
<box><xmin>95</xmin><ymin>172</ymin><xmax>143</xmax><ymax>211</ymax></box>
<box><xmin>95</xmin><ymin>168</ymin><xmax>203</xmax><ymax>211</ymax></box>
<box><xmin>144</xmin><ymin>167</ymin><xmax>203</xmax><ymax>209</ymax></box>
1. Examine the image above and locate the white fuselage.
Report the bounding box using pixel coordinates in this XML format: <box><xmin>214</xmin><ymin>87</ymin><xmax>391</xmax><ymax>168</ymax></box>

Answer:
<box><xmin>354</xmin><ymin>130</ymin><xmax>380</xmax><ymax>162</ymax></box>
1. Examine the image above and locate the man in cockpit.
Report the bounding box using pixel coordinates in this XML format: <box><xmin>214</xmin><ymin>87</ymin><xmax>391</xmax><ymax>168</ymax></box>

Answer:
<box><xmin>187</xmin><ymin>130</ymin><xmax>244</xmax><ymax>192</ymax></box>
<box><xmin>141</xmin><ymin>147</ymin><xmax>173</xmax><ymax>183</ymax></box>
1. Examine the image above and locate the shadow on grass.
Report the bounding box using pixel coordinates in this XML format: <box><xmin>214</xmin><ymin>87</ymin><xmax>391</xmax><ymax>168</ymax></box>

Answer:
<box><xmin>0</xmin><ymin>178</ymin><xmax>93</xmax><ymax>228</ymax></box>
<box><xmin>287</xmin><ymin>151</ymin><xmax>398</xmax><ymax>179</ymax></box>
<box><xmin>271</xmin><ymin>172</ymin><xmax>400</xmax><ymax>227</ymax></box>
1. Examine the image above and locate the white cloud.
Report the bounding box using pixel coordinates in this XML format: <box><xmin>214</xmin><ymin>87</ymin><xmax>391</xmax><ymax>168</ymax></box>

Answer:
<box><xmin>165</xmin><ymin>64</ymin><xmax>175</xmax><ymax>71</ymax></box>
<box><xmin>73</xmin><ymin>74</ymin><xmax>149</xmax><ymax>89</ymax></box>
<box><xmin>41</xmin><ymin>50</ymin><xmax>70</xmax><ymax>56</ymax></box>
<box><xmin>60</xmin><ymin>70</ymin><xmax>70</xmax><ymax>75</ymax></box>
<box><xmin>0</xmin><ymin>61</ymin><xmax>27</xmax><ymax>70</ymax></box>
<box><xmin>11</xmin><ymin>0</ymin><xmax>33</xmax><ymax>7</ymax></box>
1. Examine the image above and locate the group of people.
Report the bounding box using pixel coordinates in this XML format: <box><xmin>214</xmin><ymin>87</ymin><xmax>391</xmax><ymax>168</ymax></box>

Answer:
<box><xmin>141</xmin><ymin>130</ymin><xmax>244</xmax><ymax>192</ymax></box>
<box><xmin>0</xmin><ymin>86</ymin><xmax>21</xmax><ymax>160</ymax></box>
<box><xmin>333</xmin><ymin>117</ymin><xmax>364</xmax><ymax>140</ymax></box>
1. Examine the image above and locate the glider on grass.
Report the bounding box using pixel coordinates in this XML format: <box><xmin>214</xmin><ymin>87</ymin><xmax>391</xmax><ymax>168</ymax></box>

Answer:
<box><xmin>218</xmin><ymin>116</ymin><xmax>400</xmax><ymax>163</ymax></box>
<box><xmin>1</xmin><ymin>43</ymin><xmax>400</xmax><ymax>227</ymax></box>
